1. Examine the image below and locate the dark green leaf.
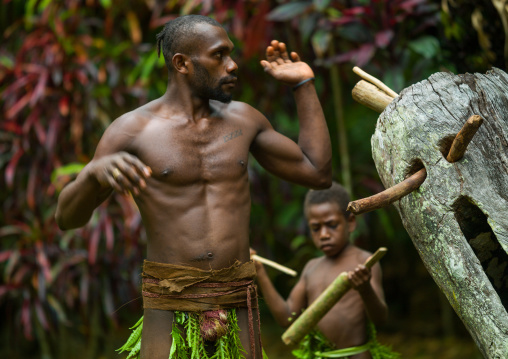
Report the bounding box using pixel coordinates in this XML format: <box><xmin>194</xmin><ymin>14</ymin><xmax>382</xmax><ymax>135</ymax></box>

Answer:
<box><xmin>408</xmin><ymin>36</ymin><xmax>440</xmax><ymax>59</ymax></box>
<box><xmin>267</xmin><ymin>2</ymin><xmax>312</xmax><ymax>21</ymax></box>
<box><xmin>313</xmin><ymin>0</ymin><xmax>330</xmax><ymax>12</ymax></box>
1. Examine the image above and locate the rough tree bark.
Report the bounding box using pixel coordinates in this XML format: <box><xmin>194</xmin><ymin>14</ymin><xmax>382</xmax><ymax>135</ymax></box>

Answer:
<box><xmin>370</xmin><ymin>67</ymin><xmax>508</xmax><ymax>358</ymax></box>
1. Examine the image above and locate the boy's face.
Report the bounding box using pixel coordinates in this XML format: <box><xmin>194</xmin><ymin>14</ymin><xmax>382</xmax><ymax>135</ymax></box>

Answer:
<box><xmin>306</xmin><ymin>202</ymin><xmax>356</xmax><ymax>258</ymax></box>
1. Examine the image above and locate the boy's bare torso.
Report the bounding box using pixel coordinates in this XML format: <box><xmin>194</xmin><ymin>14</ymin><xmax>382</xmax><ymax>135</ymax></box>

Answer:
<box><xmin>303</xmin><ymin>245</ymin><xmax>372</xmax><ymax>358</ymax></box>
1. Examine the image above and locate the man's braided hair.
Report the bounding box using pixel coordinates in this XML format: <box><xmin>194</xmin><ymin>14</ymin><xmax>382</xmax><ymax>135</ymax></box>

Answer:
<box><xmin>156</xmin><ymin>15</ymin><xmax>222</xmax><ymax>72</ymax></box>
<box><xmin>304</xmin><ymin>182</ymin><xmax>351</xmax><ymax>218</ymax></box>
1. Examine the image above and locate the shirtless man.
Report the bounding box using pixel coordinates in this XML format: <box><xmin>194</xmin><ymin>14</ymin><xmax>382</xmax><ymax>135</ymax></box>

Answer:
<box><xmin>55</xmin><ymin>15</ymin><xmax>331</xmax><ymax>359</ymax></box>
<box><xmin>253</xmin><ymin>183</ymin><xmax>388</xmax><ymax>358</ymax></box>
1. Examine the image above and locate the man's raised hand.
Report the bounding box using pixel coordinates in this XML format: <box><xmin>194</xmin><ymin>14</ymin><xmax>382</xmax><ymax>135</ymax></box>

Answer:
<box><xmin>260</xmin><ymin>40</ymin><xmax>314</xmax><ymax>86</ymax></box>
<box><xmin>90</xmin><ymin>152</ymin><xmax>151</xmax><ymax>196</ymax></box>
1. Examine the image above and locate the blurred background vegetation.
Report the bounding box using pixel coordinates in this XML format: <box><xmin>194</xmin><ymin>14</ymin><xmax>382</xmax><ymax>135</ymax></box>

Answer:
<box><xmin>0</xmin><ymin>0</ymin><xmax>505</xmax><ymax>358</ymax></box>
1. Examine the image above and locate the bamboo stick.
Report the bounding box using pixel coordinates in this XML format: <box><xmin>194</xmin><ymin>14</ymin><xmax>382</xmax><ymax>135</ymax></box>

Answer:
<box><xmin>252</xmin><ymin>254</ymin><xmax>297</xmax><ymax>277</ymax></box>
<box><xmin>281</xmin><ymin>248</ymin><xmax>387</xmax><ymax>345</ymax></box>
<box><xmin>353</xmin><ymin>66</ymin><xmax>398</xmax><ymax>98</ymax></box>
<box><xmin>347</xmin><ymin>168</ymin><xmax>427</xmax><ymax>215</ymax></box>
<box><xmin>446</xmin><ymin>115</ymin><xmax>484</xmax><ymax>163</ymax></box>
<box><xmin>352</xmin><ymin>80</ymin><xmax>395</xmax><ymax>113</ymax></box>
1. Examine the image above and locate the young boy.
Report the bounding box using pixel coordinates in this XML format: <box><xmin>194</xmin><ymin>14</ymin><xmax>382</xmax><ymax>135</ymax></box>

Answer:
<box><xmin>253</xmin><ymin>182</ymin><xmax>393</xmax><ymax>358</ymax></box>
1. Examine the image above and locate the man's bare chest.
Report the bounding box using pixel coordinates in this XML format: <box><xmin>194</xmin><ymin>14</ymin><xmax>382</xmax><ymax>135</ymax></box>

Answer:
<box><xmin>131</xmin><ymin>121</ymin><xmax>253</xmax><ymax>184</ymax></box>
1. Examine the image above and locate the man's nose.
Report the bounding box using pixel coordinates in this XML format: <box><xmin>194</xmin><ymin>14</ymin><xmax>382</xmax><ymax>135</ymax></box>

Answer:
<box><xmin>226</xmin><ymin>57</ymin><xmax>238</xmax><ymax>73</ymax></box>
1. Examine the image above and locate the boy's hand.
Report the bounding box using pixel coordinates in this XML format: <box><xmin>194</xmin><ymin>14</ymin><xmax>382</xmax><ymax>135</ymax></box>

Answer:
<box><xmin>348</xmin><ymin>264</ymin><xmax>372</xmax><ymax>292</ymax></box>
<box><xmin>260</xmin><ymin>40</ymin><xmax>315</xmax><ymax>87</ymax></box>
<box><xmin>250</xmin><ymin>248</ymin><xmax>264</xmax><ymax>272</ymax></box>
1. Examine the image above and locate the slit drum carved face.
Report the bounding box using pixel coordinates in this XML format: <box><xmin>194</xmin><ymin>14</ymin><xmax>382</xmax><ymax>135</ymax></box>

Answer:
<box><xmin>370</xmin><ymin>68</ymin><xmax>508</xmax><ymax>357</ymax></box>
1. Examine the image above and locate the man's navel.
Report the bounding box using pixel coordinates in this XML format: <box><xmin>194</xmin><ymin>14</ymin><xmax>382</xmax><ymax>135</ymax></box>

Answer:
<box><xmin>191</xmin><ymin>251</ymin><xmax>214</xmax><ymax>262</ymax></box>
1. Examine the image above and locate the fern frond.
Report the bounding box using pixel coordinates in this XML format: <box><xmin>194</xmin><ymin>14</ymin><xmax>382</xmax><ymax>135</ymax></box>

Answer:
<box><xmin>125</xmin><ymin>339</ymin><xmax>142</xmax><ymax>359</ymax></box>
<box><xmin>226</xmin><ymin>309</ymin><xmax>245</xmax><ymax>358</ymax></box>
<box><xmin>117</xmin><ymin>316</ymin><xmax>143</xmax><ymax>353</ymax></box>
<box><xmin>170</xmin><ymin>319</ymin><xmax>190</xmax><ymax>359</ymax></box>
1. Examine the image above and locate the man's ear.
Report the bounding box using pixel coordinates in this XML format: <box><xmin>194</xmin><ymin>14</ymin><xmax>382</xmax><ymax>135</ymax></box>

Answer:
<box><xmin>172</xmin><ymin>53</ymin><xmax>191</xmax><ymax>74</ymax></box>
<box><xmin>347</xmin><ymin>213</ymin><xmax>357</xmax><ymax>233</ymax></box>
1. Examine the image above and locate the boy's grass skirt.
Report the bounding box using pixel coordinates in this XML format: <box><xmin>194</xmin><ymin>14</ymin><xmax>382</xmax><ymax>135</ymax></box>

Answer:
<box><xmin>117</xmin><ymin>260</ymin><xmax>266</xmax><ymax>359</ymax></box>
<box><xmin>292</xmin><ymin>322</ymin><xmax>400</xmax><ymax>359</ymax></box>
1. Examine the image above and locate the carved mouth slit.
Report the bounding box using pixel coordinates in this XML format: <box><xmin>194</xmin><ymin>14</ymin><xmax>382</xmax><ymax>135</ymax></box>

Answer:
<box><xmin>453</xmin><ymin>196</ymin><xmax>508</xmax><ymax>309</ymax></box>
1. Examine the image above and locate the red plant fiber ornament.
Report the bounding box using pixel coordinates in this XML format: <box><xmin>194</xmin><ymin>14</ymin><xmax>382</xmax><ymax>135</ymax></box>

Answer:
<box><xmin>200</xmin><ymin>310</ymin><xmax>229</xmax><ymax>341</ymax></box>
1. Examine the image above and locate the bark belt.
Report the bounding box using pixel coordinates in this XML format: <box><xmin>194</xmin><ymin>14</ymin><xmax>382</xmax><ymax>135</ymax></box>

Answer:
<box><xmin>142</xmin><ymin>259</ymin><xmax>262</xmax><ymax>357</ymax></box>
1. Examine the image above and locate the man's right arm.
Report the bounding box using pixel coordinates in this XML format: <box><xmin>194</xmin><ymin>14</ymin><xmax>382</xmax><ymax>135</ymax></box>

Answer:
<box><xmin>55</xmin><ymin>116</ymin><xmax>151</xmax><ymax>230</ymax></box>
<box><xmin>55</xmin><ymin>163</ymin><xmax>112</xmax><ymax>230</ymax></box>
<box><xmin>254</xmin><ymin>256</ymin><xmax>308</xmax><ymax>328</ymax></box>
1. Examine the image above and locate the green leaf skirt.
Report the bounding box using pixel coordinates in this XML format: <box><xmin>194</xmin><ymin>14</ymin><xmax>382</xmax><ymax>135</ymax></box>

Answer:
<box><xmin>117</xmin><ymin>310</ymin><xmax>269</xmax><ymax>359</ymax></box>
<box><xmin>292</xmin><ymin>322</ymin><xmax>401</xmax><ymax>359</ymax></box>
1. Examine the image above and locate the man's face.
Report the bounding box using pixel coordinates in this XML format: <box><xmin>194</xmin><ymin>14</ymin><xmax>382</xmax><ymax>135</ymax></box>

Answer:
<box><xmin>190</xmin><ymin>59</ymin><xmax>235</xmax><ymax>103</ymax></box>
<box><xmin>306</xmin><ymin>202</ymin><xmax>355</xmax><ymax>258</ymax></box>
<box><xmin>188</xmin><ymin>24</ymin><xmax>238</xmax><ymax>103</ymax></box>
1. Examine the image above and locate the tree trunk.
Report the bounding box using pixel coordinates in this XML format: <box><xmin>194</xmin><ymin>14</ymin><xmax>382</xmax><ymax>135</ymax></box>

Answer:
<box><xmin>370</xmin><ymin>67</ymin><xmax>508</xmax><ymax>358</ymax></box>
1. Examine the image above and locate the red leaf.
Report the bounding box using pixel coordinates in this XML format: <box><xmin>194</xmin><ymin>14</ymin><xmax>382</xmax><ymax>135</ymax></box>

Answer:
<box><xmin>398</xmin><ymin>0</ymin><xmax>426</xmax><ymax>11</ymax></box>
<box><xmin>21</xmin><ymin>63</ymin><xmax>46</xmax><ymax>74</ymax></box>
<box><xmin>22</xmin><ymin>295</ymin><xmax>33</xmax><ymax>340</ymax></box>
<box><xmin>35</xmin><ymin>241</ymin><xmax>52</xmax><ymax>283</ymax></box>
<box><xmin>44</xmin><ymin>117</ymin><xmax>59</xmax><ymax>154</ymax></box>
<box><xmin>149</xmin><ymin>15</ymin><xmax>176</xmax><ymax>29</ymax></box>
<box><xmin>27</xmin><ymin>163</ymin><xmax>37</xmax><ymax>210</ymax></box>
<box><xmin>2</xmin><ymin>122</ymin><xmax>22</xmax><ymax>134</ymax></box>
<box><xmin>35</xmin><ymin>300</ymin><xmax>49</xmax><ymax>330</ymax></box>
<box><xmin>22</xmin><ymin>108</ymin><xmax>46</xmax><ymax>145</ymax></box>
<box><xmin>1</xmin><ymin>76</ymin><xmax>31</xmax><ymax>99</ymax></box>
<box><xmin>6</xmin><ymin>92</ymin><xmax>31</xmax><ymax>119</ymax></box>
<box><xmin>243</xmin><ymin>0</ymin><xmax>271</xmax><ymax>59</ymax></box>
<box><xmin>354</xmin><ymin>43</ymin><xmax>376</xmax><ymax>67</ymax></box>
<box><xmin>0</xmin><ymin>285</ymin><xmax>12</xmax><ymax>298</ymax></box>
<box><xmin>342</xmin><ymin>6</ymin><xmax>368</xmax><ymax>16</ymax></box>
<box><xmin>30</xmin><ymin>70</ymin><xmax>48</xmax><ymax>106</ymax></box>
<box><xmin>5</xmin><ymin>146</ymin><xmax>23</xmax><ymax>188</ymax></box>
<box><xmin>88</xmin><ymin>225</ymin><xmax>100</xmax><ymax>265</ymax></box>
<box><xmin>13</xmin><ymin>264</ymin><xmax>31</xmax><ymax>284</ymax></box>
<box><xmin>0</xmin><ymin>250</ymin><xmax>12</xmax><ymax>262</ymax></box>
<box><xmin>232</xmin><ymin>1</ymin><xmax>245</xmax><ymax>40</ymax></box>
<box><xmin>330</xmin><ymin>16</ymin><xmax>358</xmax><ymax>26</ymax></box>
<box><xmin>104</xmin><ymin>216</ymin><xmax>114</xmax><ymax>251</ymax></box>
<box><xmin>375</xmin><ymin>29</ymin><xmax>394</xmax><ymax>48</ymax></box>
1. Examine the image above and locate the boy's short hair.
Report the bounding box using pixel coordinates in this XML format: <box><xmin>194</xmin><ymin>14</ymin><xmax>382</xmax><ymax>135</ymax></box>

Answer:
<box><xmin>304</xmin><ymin>182</ymin><xmax>351</xmax><ymax>218</ymax></box>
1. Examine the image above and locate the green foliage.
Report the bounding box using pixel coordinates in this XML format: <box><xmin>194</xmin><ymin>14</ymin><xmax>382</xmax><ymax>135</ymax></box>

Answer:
<box><xmin>118</xmin><ymin>310</ymin><xmax>247</xmax><ymax>359</ymax></box>
<box><xmin>292</xmin><ymin>323</ymin><xmax>401</xmax><ymax>358</ymax></box>
<box><xmin>292</xmin><ymin>329</ymin><xmax>335</xmax><ymax>359</ymax></box>
<box><xmin>117</xmin><ymin>316</ymin><xmax>143</xmax><ymax>356</ymax></box>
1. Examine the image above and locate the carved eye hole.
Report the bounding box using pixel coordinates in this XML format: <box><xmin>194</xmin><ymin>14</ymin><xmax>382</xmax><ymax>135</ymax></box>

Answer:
<box><xmin>404</xmin><ymin>158</ymin><xmax>425</xmax><ymax>179</ymax></box>
<box><xmin>453</xmin><ymin>196</ymin><xmax>508</xmax><ymax>309</ymax></box>
<box><xmin>438</xmin><ymin>135</ymin><xmax>455</xmax><ymax>160</ymax></box>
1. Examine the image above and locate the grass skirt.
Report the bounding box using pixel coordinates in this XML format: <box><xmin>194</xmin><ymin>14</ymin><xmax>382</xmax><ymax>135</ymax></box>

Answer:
<box><xmin>292</xmin><ymin>322</ymin><xmax>400</xmax><ymax>359</ymax></box>
<box><xmin>117</xmin><ymin>309</ymin><xmax>268</xmax><ymax>359</ymax></box>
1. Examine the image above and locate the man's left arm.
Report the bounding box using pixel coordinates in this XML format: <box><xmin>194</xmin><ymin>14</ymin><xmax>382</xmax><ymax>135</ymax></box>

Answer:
<box><xmin>349</xmin><ymin>262</ymin><xmax>388</xmax><ymax>325</ymax></box>
<box><xmin>250</xmin><ymin>40</ymin><xmax>332</xmax><ymax>189</ymax></box>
